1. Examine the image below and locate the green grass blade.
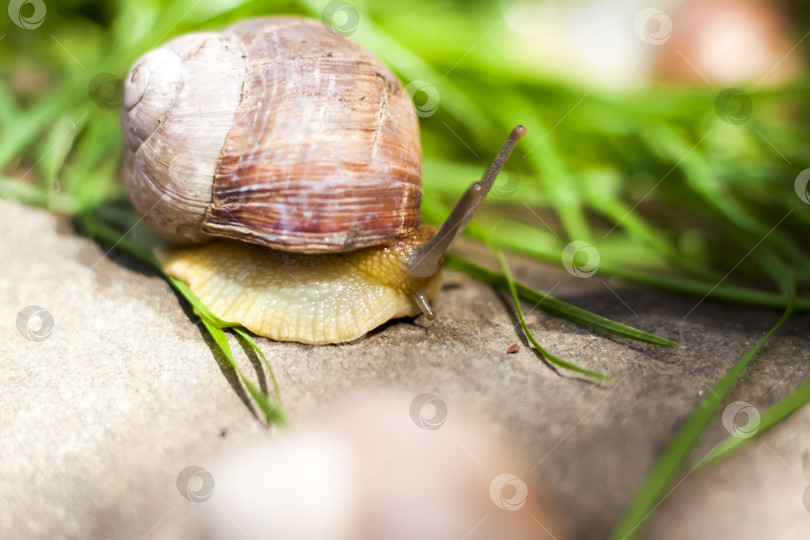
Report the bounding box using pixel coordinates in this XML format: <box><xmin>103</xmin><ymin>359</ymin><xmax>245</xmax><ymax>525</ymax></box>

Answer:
<box><xmin>234</xmin><ymin>327</ymin><xmax>283</xmax><ymax>407</ymax></box>
<box><xmin>75</xmin><ymin>209</ymin><xmax>285</xmax><ymax>426</ymax></box>
<box><xmin>444</xmin><ymin>254</ymin><xmax>682</xmax><ymax>348</ymax></box>
<box><xmin>0</xmin><ymin>78</ymin><xmax>82</xmax><ymax>171</ymax></box>
<box><xmin>607</xmin><ymin>266</ymin><xmax>810</xmax><ymax>312</ymax></box>
<box><xmin>0</xmin><ymin>176</ymin><xmax>81</xmax><ymax>214</ymax></box>
<box><xmin>463</xmin><ymin>218</ymin><xmax>810</xmax><ymax>312</ymax></box>
<box><xmin>495</xmin><ymin>95</ymin><xmax>592</xmax><ymax>241</ymax></box>
<box><xmin>201</xmin><ymin>320</ymin><xmax>285</xmax><ymax>426</ymax></box>
<box><xmin>494</xmin><ymin>249</ymin><xmax>614</xmax><ymax>381</ymax></box>
<box><xmin>610</xmin><ymin>290</ymin><xmax>796</xmax><ymax>540</ymax></box>
<box><xmin>162</xmin><ymin>279</ymin><xmax>286</xmax><ymax>425</ymax></box>
<box><xmin>37</xmin><ymin>115</ymin><xmax>86</xmax><ymax>197</ymax></box>
<box><xmin>166</xmin><ymin>276</ymin><xmax>236</xmax><ymax>328</ymax></box>
<box><xmin>76</xmin><ymin>209</ymin><xmax>159</xmax><ymax>266</ymax></box>
<box><xmin>585</xmin><ymin>194</ymin><xmax>719</xmax><ymax>282</ymax></box>
<box><xmin>697</xmin><ymin>376</ymin><xmax>810</xmax><ymax>470</ymax></box>
<box><xmin>0</xmin><ymin>81</ymin><xmax>18</xmax><ymax>128</ymax></box>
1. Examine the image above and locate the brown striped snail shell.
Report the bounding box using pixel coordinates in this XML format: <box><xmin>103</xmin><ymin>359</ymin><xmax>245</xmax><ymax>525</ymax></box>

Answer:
<box><xmin>121</xmin><ymin>17</ymin><xmax>421</xmax><ymax>253</ymax></box>
<box><xmin>120</xmin><ymin>16</ymin><xmax>525</xmax><ymax>344</ymax></box>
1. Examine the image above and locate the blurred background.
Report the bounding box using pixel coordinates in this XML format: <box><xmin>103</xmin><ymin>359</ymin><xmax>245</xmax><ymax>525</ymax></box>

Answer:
<box><xmin>1</xmin><ymin>0</ymin><xmax>809</xmax><ymax>309</ymax></box>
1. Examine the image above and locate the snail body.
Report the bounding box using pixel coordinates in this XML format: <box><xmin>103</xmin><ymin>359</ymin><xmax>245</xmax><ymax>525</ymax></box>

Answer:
<box><xmin>157</xmin><ymin>226</ymin><xmax>441</xmax><ymax>344</ymax></box>
<box><xmin>122</xmin><ymin>16</ymin><xmax>525</xmax><ymax>344</ymax></box>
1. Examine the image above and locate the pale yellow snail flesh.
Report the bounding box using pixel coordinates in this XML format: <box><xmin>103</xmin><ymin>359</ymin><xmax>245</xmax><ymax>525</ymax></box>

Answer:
<box><xmin>157</xmin><ymin>227</ymin><xmax>442</xmax><ymax>345</ymax></box>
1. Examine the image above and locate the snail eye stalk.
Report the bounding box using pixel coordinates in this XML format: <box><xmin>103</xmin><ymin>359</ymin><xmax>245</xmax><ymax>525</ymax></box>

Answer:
<box><xmin>408</xmin><ymin>125</ymin><xmax>527</xmax><ymax>278</ymax></box>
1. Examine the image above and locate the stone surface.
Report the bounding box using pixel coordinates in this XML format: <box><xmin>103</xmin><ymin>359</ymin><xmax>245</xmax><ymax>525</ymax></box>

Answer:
<box><xmin>1</xmin><ymin>199</ymin><xmax>809</xmax><ymax>539</ymax></box>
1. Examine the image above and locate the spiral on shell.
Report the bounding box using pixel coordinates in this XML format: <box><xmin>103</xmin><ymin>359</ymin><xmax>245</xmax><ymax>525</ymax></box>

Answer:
<box><xmin>121</xmin><ymin>17</ymin><xmax>422</xmax><ymax>253</ymax></box>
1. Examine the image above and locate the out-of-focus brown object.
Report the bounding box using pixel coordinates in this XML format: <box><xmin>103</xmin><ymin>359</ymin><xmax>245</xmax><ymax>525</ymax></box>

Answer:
<box><xmin>507</xmin><ymin>343</ymin><xmax>521</xmax><ymax>354</ymax></box>
<box><xmin>655</xmin><ymin>0</ymin><xmax>802</xmax><ymax>85</ymax></box>
<box><xmin>195</xmin><ymin>392</ymin><xmax>565</xmax><ymax>540</ymax></box>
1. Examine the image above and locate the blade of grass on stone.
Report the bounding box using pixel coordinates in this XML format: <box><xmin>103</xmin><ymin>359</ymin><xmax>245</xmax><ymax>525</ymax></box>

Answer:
<box><xmin>444</xmin><ymin>254</ymin><xmax>682</xmax><ymax>348</ymax></box>
<box><xmin>698</xmin><ymin>376</ymin><xmax>810</xmax><ymax>471</ymax></box>
<box><xmin>494</xmin><ymin>248</ymin><xmax>614</xmax><ymax>381</ymax></box>
<box><xmin>77</xmin><ymin>208</ymin><xmax>285</xmax><ymax>423</ymax></box>
<box><xmin>166</xmin><ymin>276</ymin><xmax>237</xmax><ymax>328</ymax></box>
<box><xmin>692</xmin><ymin>248</ymin><xmax>810</xmax><ymax>468</ymax></box>
<box><xmin>610</xmin><ymin>287</ymin><xmax>796</xmax><ymax>540</ymax></box>
<box><xmin>234</xmin><ymin>327</ymin><xmax>283</xmax><ymax>408</ymax></box>
<box><xmin>163</xmin><ymin>277</ymin><xmax>286</xmax><ymax>425</ymax></box>
<box><xmin>165</xmin><ymin>276</ymin><xmax>285</xmax><ymax>422</ymax></box>
<box><xmin>201</xmin><ymin>320</ymin><xmax>285</xmax><ymax>426</ymax></box>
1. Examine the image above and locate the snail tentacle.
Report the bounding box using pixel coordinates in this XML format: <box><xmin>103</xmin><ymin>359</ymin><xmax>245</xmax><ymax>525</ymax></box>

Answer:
<box><xmin>411</xmin><ymin>291</ymin><xmax>436</xmax><ymax>322</ymax></box>
<box><xmin>407</xmin><ymin>125</ymin><xmax>527</xmax><ymax>278</ymax></box>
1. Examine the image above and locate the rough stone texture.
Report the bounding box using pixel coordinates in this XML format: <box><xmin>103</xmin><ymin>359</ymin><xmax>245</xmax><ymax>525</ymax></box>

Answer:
<box><xmin>1</xmin><ymin>199</ymin><xmax>808</xmax><ymax>539</ymax></box>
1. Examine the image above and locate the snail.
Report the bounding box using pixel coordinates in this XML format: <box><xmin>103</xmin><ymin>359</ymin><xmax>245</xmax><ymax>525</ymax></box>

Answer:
<box><xmin>120</xmin><ymin>17</ymin><xmax>525</xmax><ymax>344</ymax></box>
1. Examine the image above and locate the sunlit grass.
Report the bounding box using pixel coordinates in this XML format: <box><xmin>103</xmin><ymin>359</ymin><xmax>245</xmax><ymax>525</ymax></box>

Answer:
<box><xmin>698</xmin><ymin>376</ymin><xmax>810</xmax><ymax>471</ymax></box>
<box><xmin>75</xmin><ymin>209</ymin><xmax>285</xmax><ymax>425</ymax></box>
<box><xmin>2</xmin><ymin>0</ymin><xmax>807</xmax><ymax>305</ymax></box>
<box><xmin>493</xmin><ymin>247</ymin><xmax>616</xmax><ymax>382</ymax></box>
<box><xmin>611</xmin><ymin>287</ymin><xmax>795</xmax><ymax>539</ymax></box>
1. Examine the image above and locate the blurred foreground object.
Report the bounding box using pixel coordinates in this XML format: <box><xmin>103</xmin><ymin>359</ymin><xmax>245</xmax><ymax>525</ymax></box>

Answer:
<box><xmin>194</xmin><ymin>393</ymin><xmax>563</xmax><ymax>539</ymax></box>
